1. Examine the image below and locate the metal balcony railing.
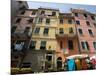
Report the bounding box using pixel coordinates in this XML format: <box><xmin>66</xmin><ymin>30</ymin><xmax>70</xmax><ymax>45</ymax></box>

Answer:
<box><xmin>55</xmin><ymin>29</ymin><xmax>76</xmax><ymax>38</ymax></box>
<box><xmin>11</xmin><ymin>29</ymin><xmax>32</xmax><ymax>39</ymax></box>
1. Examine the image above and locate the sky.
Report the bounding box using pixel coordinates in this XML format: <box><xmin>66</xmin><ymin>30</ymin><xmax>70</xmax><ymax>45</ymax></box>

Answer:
<box><xmin>27</xmin><ymin>1</ymin><xmax>96</xmax><ymax>13</ymax></box>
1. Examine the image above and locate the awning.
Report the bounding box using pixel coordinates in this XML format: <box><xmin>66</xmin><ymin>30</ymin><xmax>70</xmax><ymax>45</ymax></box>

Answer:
<box><xmin>90</xmin><ymin>55</ymin><xmax>96</xmax><ymax>60</ymax></box>
<box><xmin>66</xmin><ymin>54</ymin><xmax>88</xmax><ymax>59</ymax></box>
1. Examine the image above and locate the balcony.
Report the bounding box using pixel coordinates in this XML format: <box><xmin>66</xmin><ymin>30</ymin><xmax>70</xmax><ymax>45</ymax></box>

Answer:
<box><xmin>55</xmin><ymin>29</ymin><xmax>76</xmax><ymax>38</ymax></box>
<box><xmin>11</xmin><ymin>29</ymin><xmax>32</xmax><ymax>39</ymax></box>
<box><xmin>11</xmin><ymin>42</ymin><xmax>28</xmax><ymax>55</ymax></box>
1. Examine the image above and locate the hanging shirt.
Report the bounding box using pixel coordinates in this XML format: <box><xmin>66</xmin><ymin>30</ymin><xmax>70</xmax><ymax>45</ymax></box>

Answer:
<box><xmin>90</xmin><ymin>59</ymin><xmax>96</xmax><ymax>69</ymax></box>
<box><xmin>75</xmin><ymin>59</ymin><xmax>82</xmax><ymax>70</ymax></box>
<box><xmin>82</xmin><ymin>59</ymin><xmax>88</xmax><ymax>70</ymax></box>
<box><xmin>14</xmin><ymin>42</ymin><xmax>24</xmax><ymax>51</ymax></box>
<box><xmin>67</xmin><ymin>59</ymin><xmax>76</xmax><ymax>71</ymax></box>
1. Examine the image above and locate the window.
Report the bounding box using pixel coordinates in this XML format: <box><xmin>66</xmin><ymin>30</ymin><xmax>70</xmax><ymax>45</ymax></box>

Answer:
<box><xmin>75</xmin><ymin>13</ymin><xmax>78</xmax><ymax>17</ymax></box>
<box><xmin>68</xmin><ymin>19</ymin><xmax>72</xmax><ymax>24</ymax></box>
<box><xmin>41</xmin><ymin>11</ymin><xmax>45</xmax><ymax>15</ymax></box>
<box><xmin>68</xmin><ymin>40</ymin><xmax>74</xmax><ymax>50</ymax></box>
<box><xmin>19</xmin><ymin>5</ymin><xmax>26</xmax><ymax>10</ymax></box>
<box><xmin>86</xmin><ymin>21</ymin><xmax>90</xmax><ymax>26</ymax></box>
<box><xmin>78</xmin><ymin>29</ymin><xmax>83</xmax><ymax>35</ymax></box>
<box><xmin>46</xmin><ymin>56</ymin><xmax>52</xmax><ymax>61</ymax></box>
<box><xmin>81</xmin><ymin>42</ymin><xmax>85</xmax><ymax>50</ymax></box>
<box><xmin>11</xmin><ymin>26</ymin><xmax>17</xmax><ymax>34</ymax></box>
<box><xmin>83</xmin><ymin>14</ymin><xmax>87</xmax><ymax>18</ymax></box>
<box><xmin>85</xmin><ymin>42</ymin><xmax>89</xmax><ymax>50</ymax></box>
<box><xmin>16</xmin><ymin>18</ymin><xmax>21</xmax><ymax>23</ymax></box>
<box><xmin>38</xmin><ymin>18</ymin><xmax>43</xmax><ymax>23</ymax></box>
<box><xmin>28</xmin><ymin>18</ymin><xmax>33</xmax><ymax>23</ymax></box>
<box><xmin>59</xmin><ymin>28</ymin><xmax>64</xmax><ymax>34</ymax></box>
<box><xmin>81</xmin><ymin>41</ymin><xmax>89</xmax><ymax>50</ymax></box>
<box><xmin>43</xmin><ymin>28</ymin><xmax>49</xmax><ymax>35</ymax></box>
<box><xmin>30</xmin><ymin>41</ymin><xmax>36</xmax><ymax>49</ymax></box>
<box><xmin>40</xmin><ymin>41</ymin><xmax>46</xmax><ymax>50</ymax></box>
<box><xmin>24</xmin><ymin>27</ymin><xmax>30</xmax><ymax>34</ymax></box>
<box><xmin>91</xmin><ymin>16</ymin><xmax>95</xmax><ymax>20</ymax></box>
<box><xmin>69</xmin><ymin>27</ymin><xmax>73</xmax><ymax>33</ymax></box>
<box><xmin>76</xmin><ymin>20</ymin><xmax>80</xmax><ymax>25</ymax></box>
<box><xmin>20</xmin><ymin>10</ymin><xmax>25</xmax><ymax>15</ymax></box>
<box><xmin>52</xmin><ymin>12</ymin><xmax>56</xmax><ymax>16</ymax></box>
<box><xmin>60</xmin><ymin>41</ymin><xmax>63</xmax><ymax>49</ymax></box>
<box><xmin>22</xmin><ymin>62</ymin><xmax>31</xmax><ymax>68</ymax></box>
<box><xmin>88</xmin><ymin>29</ymin><xmax>93</xmax><ymax>36</ymax></box>
<box><xmin>93</xmin><ymin>42</ymin><xmax>96</xmax><ymax>49</ymax></box>
<box><xmin>31</xmin><ymin>11</ymin><xmax>36</xmax><ymax>15</ymax></box>
<box><xmin>60</xmin><ymin>19</ymin><xmax>63</xmax><ymax>24</ymax></box>
<box><xmin>46</xmin><ymin>18</ymin><xmax>50</xmax><ymax>24</ymax></box>
<box><xmin>34</xmin><ymin>28</ymin><xmax>40</xmax><ymax>34</ymax></box>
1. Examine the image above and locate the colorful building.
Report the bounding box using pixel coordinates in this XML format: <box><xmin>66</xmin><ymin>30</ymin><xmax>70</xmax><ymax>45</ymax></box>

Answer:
<box><xmin>55</xmin><ymin>13</ymin><xmax>79</xmax><ymax>70</ymax></box>
<box><xmin>71</xmin><ymin>8</ymin><xmax>96</xmax><ymax>57</ymax></box>
<box><xmin>11</xmin><ymin>2</ymin><xmax>96</xmax><ymax>73</ymax></box>
<box><xmin>11</xmin><ymin>6</ymin><xmax>36</xmax><ymax>69</ymax></box>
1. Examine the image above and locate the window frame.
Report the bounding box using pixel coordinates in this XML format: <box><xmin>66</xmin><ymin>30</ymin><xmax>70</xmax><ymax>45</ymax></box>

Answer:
<box><xmin>38</xmin><ymin>18</ymin><xmax>43</xmax><ymax>23</ymax></box>
<box><xmin>16</xmin><ymin>18</ymin><xmax>21</xmax><ymax>23</ymax></box>
<box><xmin>86</xmin><ymin>21</ymin><xmax>90</xmax><ymax>26</ymax></box>
<box><xmin>88</xmin><ymin>29</ymin><xmax>93</xmax><ymax>37</ymax></box>
<box><xmin>59</xmin><ymin>28</ymin><xmax>64</xmax><ymax>34</ymax></box>
<box><xmin>78</xmin><ymin>29</ymin><xmax>83</xmax><ymax>35</ymax></box>
<box><xmin>43</xmin><ymin>28</ymin><xmax>49</xmax><ymax>35</ymax></box>
<box><xmin>46</xmin><ymin>18</ymin><xmax>50</xmax><ymax>24</ymax></box>
<box><xmin>93</xmin><ymin>42</ymin><xmax>96</xmax><ymax>50</ymax></box>
<box><xmin>29</xmin><ymin>41</ymin><xmax>36</xmax><ymax>49</ymax></box>
<box><xmin>41</xmin><ymin>10</ymin><xmax>45</xmax><ymax>15</ymax></box>
<box><xmin>81</xmin><ymin>41</ymin><xmax>89</xmax><ymax>50</ymax></box>
<box><xmin>76</xmin><ymin>20</ymin><xmax>80</xmax><ymax>25</ymax></box>
<box><xmin>83</xmin><ymin>13</ymin><xmax>87</xmax><ymax>18</ymax></box>
<box><xmin>68</xmin><ymin>40</ymin><xmax>74</xmax><ymax>50</ymax></box>
<box><xmin>75</xmin><ymin>13</ymin><xmax>78</xmax><ymax>17</ymax></box>
<box><xmin>28</xmin><ymin>18</ymin><xmax>33</xmax><ymax>23</ymax></box>
<box><xmin>31</xmin><ymin>11</ymin><xmax>36</xmax><ymax>15</ymax></box>
<box><xmin>34</xmin><ymin>27</ymin><xmax>40</xmax><ymax>34</ymax></box>
<box><xmin>60</xmin><ymin>19</ymin><xmax>63</xmax><ymax>24</ymax></box>
<box><xmin>52</xmin><ymin>11</ymin><xmax>56</xmax><ymax>16</ymax></box>
<box><xmin>69</xmin><ymin>27</ymin><xmax>74</xmax><ymax>33</ymax></box>
<box><xmin>91</xmin><ymin>16</ymin><xmax>95</xmax><ymax>20</ymax></box>
<box><xmin>24</xmin><ymin>27</ymin><xmax>30</xmax><ymax>34</ymax></box>
<box><xmin>40</xmin><ymin>41</ymin><xmax>46</xmax><ymax>50</ymax></box>
<box><xmin>68</xmin><ymin>19</ymin><xmax>72</xmax><ymax>24</ymax></box>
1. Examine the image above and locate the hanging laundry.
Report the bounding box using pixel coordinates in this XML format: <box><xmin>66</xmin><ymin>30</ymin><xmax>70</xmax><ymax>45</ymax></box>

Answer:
<box><xmin>67</xmin><ymin>59</ymin><xmax>76</xmax><ymax>71</ymax></box>
<box><xmin>75</xmin><ymin>59</ymin><xmax>82</xmax><ymax>70</ymax></box>
<box><xmin>81</xmin><ymin>58</ymin><xmax>88</xmax><ymax>70</ymax></box>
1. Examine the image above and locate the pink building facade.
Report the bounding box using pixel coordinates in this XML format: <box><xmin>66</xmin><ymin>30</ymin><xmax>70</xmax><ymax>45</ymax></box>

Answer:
<box><xmin>71</xmin><ymin>9</ymin><xmax>96</xmax><ymax>56</ymax></box>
